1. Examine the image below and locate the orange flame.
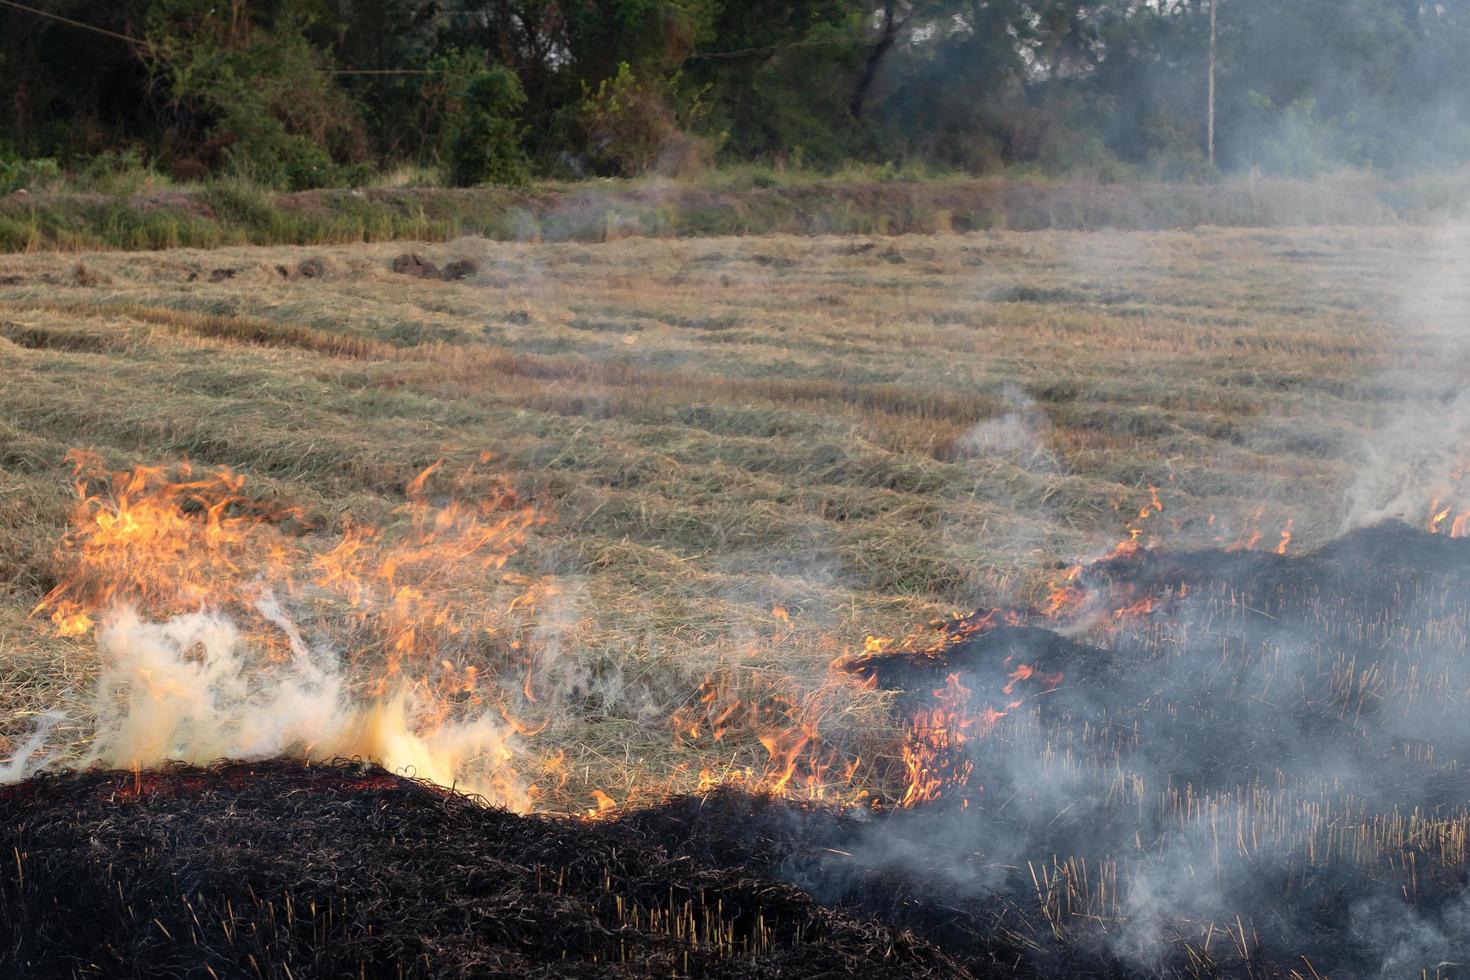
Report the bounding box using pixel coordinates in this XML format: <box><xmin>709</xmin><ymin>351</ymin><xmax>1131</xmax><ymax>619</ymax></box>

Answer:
<box><xmin>668</xmin><ymin>667</ymin><xmax>874</xmax><ymax>806</ymax></box>
<box><xmin>36</xmin><ymin>451</ymin><xmax>543</xmax><ymax>690</ymax></box>
<box><xmin>899</xmin><ymin>673</ymin><xmax>985</xmax><ymax>808</ymax></box>
<box><xmin>29</xmin><ymin>450</ymin><xmax>1112</xmax><ymax>815</ymax></box>
<box><xmin>1425</xmin><ymin>495</ymin><xmax>1470</xmax><ymax>538</ymax></box>
<box><xmin>1275</xmin><ymin>518</ymin><xmax>1294</xmax><ymax>556</ymax></box>
<box><xmin>585</xmin><ymin>789</ymin><xmax>619</xmax><ymax>819</ymax></box>
<box><xmin>30</xmin><ymin>451</ymin><xmax>550</xmax><ymax>807</ymax></box>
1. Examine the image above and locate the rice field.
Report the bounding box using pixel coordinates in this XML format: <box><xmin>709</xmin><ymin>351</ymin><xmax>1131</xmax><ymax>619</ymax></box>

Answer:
<box><xmin>0</xmin><ymin>223</ymin><xmax>1463</xmax><ymax>809</ymax></box>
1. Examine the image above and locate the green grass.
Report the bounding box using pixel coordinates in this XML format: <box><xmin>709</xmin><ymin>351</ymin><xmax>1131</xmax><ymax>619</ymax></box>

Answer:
<box><xmin>3</xmin><ymin>171</ymin><xmax>1469</xmax><ymax>253</ymax></box>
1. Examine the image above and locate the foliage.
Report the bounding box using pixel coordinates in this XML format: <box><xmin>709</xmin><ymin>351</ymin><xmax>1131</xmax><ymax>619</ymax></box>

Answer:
<box><xmin>143</xmin><ymin>0</ymin><xmax>366</xmax><ymax>190</ymax></box>
<box><xmin>0</xmin><ymin>0</ymin><xmax>1467</xmax><ymax>183</ymax></box>
<box><xmin>577</xmin><ymin>63</ymin><xmax>711</xmax><ymax>177</ymax></box>
<box><xmin>441</xmin><ymin>61</ymin><xmax>531</xmax><ymax>187</ymax></box>
<box><xmin>0</xmin><ymin>153</ymin><xmax>61</xmax><ymax>195</ymax></box>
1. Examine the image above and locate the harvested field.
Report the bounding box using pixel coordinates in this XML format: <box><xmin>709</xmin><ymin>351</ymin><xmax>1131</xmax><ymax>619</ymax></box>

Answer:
<box><xmin>4</xmin><ymin>223</ymin><xmax>1470</xmax><ymax>976</ymax></box>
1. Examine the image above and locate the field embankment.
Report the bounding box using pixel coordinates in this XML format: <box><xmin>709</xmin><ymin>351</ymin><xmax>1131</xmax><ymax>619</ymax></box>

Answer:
<box><xmin>3</xmin><ymin>171</ymin><xmax>1467</xmax><ymax>252</ymax></box>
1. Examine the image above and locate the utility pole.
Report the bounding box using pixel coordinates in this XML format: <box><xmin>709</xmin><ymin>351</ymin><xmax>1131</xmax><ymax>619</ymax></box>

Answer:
<box><xmin>1207</xmin><ymin>0</ymin><xmax>1217</xmax><ymax>165</ymax></box>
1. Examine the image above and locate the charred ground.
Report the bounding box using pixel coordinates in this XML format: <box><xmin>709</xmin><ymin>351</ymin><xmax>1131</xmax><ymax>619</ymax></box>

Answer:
<box><xmin>0</xmin><ymin>760</ymin><xmax>969</xmax><ymax>979</ymax></box>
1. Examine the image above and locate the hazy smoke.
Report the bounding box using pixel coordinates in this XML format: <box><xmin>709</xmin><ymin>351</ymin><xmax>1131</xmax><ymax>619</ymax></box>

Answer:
<box><xmin>805</xmin><ymin>518</ymin><xmax>1470</xmax><ymax>976</ymax></box>
<box><xmin>1344</xmin><ymin>221</ymin><xmax>1470</xmax><ymax>529</ymax></box>
<box><xmin>3</xmin><ymin>602</ymin><xmax>528</xmax><ymax>809</ymax></box>
<box><xmin>0</xmin><ymin>710</ymin><xmax>62</xmax><ymax>783</ymax></box>
<box><xmin>952</xmin><ymin>384</ymin><xmax>1060</xmax><ymax>473</ymax></box>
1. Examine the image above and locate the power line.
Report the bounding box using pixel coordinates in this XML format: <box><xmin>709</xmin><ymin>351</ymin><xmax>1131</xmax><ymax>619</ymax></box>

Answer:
<box><xmin>6</xmin><ymin>0</ymin><xmax>1467</xmax><ymax>78</ymax></box>
<box><xmin>0</xmin><ymin>0</ymin><xmax>145</xmax><ymax>47</ymax></box>
<box><xmin>0</xmin><ymin>2</ymin><xmax>474</xmax><ymax>74</ymax></box>
<box><xmin>686</xmin><ymin>37</ymin><xmax>844</xmax><ymax>61</ymax></box>
<box><xmin>330</xmin><ymin>69</ymin><xmax>462</xmax><ymax>75</ymax></box>
<box><xmin>0</xmin><ymin>0</ymin><xmax>827</xmax><ymax>73</ymax></box>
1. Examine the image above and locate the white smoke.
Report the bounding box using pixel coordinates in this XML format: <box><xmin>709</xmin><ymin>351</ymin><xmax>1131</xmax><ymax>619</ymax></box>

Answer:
<box><xmin>2</xmin><ymin>603</ymin><xmax>527</xmax><ymax>809</ymax></box>
<box><xmin>1344</xmin><ymin>221</ymin><xmax>1470</xmax><ymax>529</ymax></box>
<box><xmin>84</xmin><ymin>606</ymin><xmax>341</xmax><ymax>769</ymax></box>
<box><xmin>951</xmin><ymin>384</ymin><xmax>1061</xmax><ymax>474</ymax></box>
<box><xmin>0</xmin><ymin>710</ymin><xmax>64</xmax><ymax>783</ymax></box>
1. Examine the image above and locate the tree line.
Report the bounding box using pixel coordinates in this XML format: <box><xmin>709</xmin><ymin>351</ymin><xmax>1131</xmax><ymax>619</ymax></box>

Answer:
<box><xmin>2</xmin><ymin>0</ymin><xmax>1468</xmax><ymax>190</ymax></box>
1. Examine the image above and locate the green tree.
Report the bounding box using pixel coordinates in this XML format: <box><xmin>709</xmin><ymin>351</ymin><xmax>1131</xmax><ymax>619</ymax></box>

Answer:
<box><xmin>325</xmin><ymin>0</ymin><xmax>446</xmax><ymax>163</ymax></box>
<box><xmin>3</xmin><ymin>0</ymin><xmax>1470</xmax><ymax>182</ymax></box>
<box><xmin>684</xmin><ymin>0</ymin><xmax>866</xmax><ymax>165</ymax></box>
<box><xmin>441</xmin><ymin>60</ymin><xmax>531</xmax><ymax>186</ymax></box>
<box><xmin>144</xmin><ymin>0</ymin><xmax>366</xmax><ymax>189</ymax></box>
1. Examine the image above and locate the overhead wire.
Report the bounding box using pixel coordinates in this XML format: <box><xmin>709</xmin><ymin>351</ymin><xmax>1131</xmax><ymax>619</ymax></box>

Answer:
<box><xmin>0</xmin><ymin>0</ymin><xmax>146</xmax><ymax>46</ymax></box>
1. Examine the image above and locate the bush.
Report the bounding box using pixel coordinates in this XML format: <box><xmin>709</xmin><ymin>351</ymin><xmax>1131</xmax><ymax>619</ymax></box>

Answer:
<box><xmin>1236</xmin><ymin>94</ymin><xmax>1356</xmax><ymax>178</ymax></box>
<box><xmin>578</xmin><ymin>63</ymin><xmax>712</xmax><ymax>178</ymax></box>
<box><xmin>145</xmin><ymin>2</ymin><xmax>367</xmax><ymax>191</ymax></box>
<box><xmin>214</xmin><ymin>103</ymin><xmax>339</xmax><ymax>191</ymax></box>
<box><xmin>0</xmin><ymin>155</ymin><xmax>61</xmax><ymax>195</ymax></box>
<box><xmin>442</xmin><ymin>65</ymin><xmax>530</xmax><ymax>188</ymax></box>
<box><xmin>72</xmin><ymin>148</ymin><xmax>153</xmax><ymax>194</ymax></box>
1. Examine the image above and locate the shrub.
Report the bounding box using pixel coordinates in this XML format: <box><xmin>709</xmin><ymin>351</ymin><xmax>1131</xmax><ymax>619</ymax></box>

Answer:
<box><xmin>215</xmin><ymin>103</ymin><xmax>339</xmax><ymax>191</ymax></box>
<box><xmin>442</xmin><ymin>65</ymin><xmax>530</xmax><ymax>188</ymax></box>
<box><xmin>0</xmin><ymin>155</ymin><xmax>61</xmax><ymax>195</ymax></box>
<box><xmin>145</xmin><ymin>2</ymin><xmax>367</xmax><ymax>191</ymax></box>
<box><xmin>578</xmin><ymin>63</ymin><xmax>712</xmax><ymax>178</ymax></box>
<box><xmin>1236</xmin><ymin>94</ymin><xmax>1356</xmax><ymax>178</ymax></box>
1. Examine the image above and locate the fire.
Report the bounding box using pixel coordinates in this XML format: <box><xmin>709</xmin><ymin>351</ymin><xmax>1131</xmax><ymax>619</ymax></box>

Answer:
<box><xmin>851</xmin><ymin>487</ymin><xmax>1322</xmax><ymax>808</ymax></box>
<box><xmin>898</xmin><ymin>672</ymin><xmax>1010</xmax><ymax>808</ymax></box>
<box><xmin>586</xmin><ymin>789</ymin><xmax>619</xmax><ymax>818</ymax></box>
<box><xmin>1105</xmin><ymin>484</ymin><xmax>1165</xmax><ymax>554</ymax></box>
<box><xmin>1111</xmin><ymin>595</ymin><xmax>1155</xmax><ymax>620</ymax></box>
<box><xmin>34</xmin><ymin>454</ymin><xmax>301</xmax><ymax>638</ymax></box>
<box><xmin>1042</xmin><ymin>566</ymin><xmax>1085</xmax><ymax>619</ymax></box>
<box><xmin>668</xmin><ymin>668</ymin><xmax>874</xmax><ymax>806</ymax></box>
<box><xmin>1197</xmin><ymin>503</ymin><xmax>1295</xmax><ymax>556</ymax></box>
<box><xmin>26</xmin><ymin>455</ymin><xmax>1341</xmax><ymax>818</ymax></box>
<box><xmin>1275</xmin><ymin>518</ymin><xmax>1294</xmax><ymax>555</ymax></box>
<box><xmin>1227</xmin><ymin>505</ymin><xmax>1268</xmax><ymax>552</ymax></box>
<box><xmin>1425</xmin><ymin>495</ymin><xmax>1470</xmax><ymax>538</ymax></box>
<box><xmin>1428</xmin><ymin>499</ymin><xmax>1450</xmax><ymax>534</ymax></box>
<box><xmin>1003</xmin><ymin>663</ymin><xmax>1033</xmax><ymax>694</ymax></box>
<box><xmin>1003</xmin><ymin>662</ymin><xmax>1063</xmax><ymax>695</ymax></box>
<box><xmin>1144</xmin><ymin>484</ymin><xmax>1163</xmax><ymax>520</ymax></box>
<box><xmin>28</xmin><ymin>451</ymin><xmax>548</xmax><ymax>809</ymax></box>
<box><xmin>1029</xmin><ymin>487</ymin><xmax>1167</xmax><ymax>628</ymax></box>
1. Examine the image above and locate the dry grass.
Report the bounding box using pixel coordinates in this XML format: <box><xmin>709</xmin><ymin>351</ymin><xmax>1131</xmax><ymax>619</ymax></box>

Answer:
<box><xmin>0</xmin><ymin>225</ymin><xmax>1459</xmax><ymax>810</ymax></box>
